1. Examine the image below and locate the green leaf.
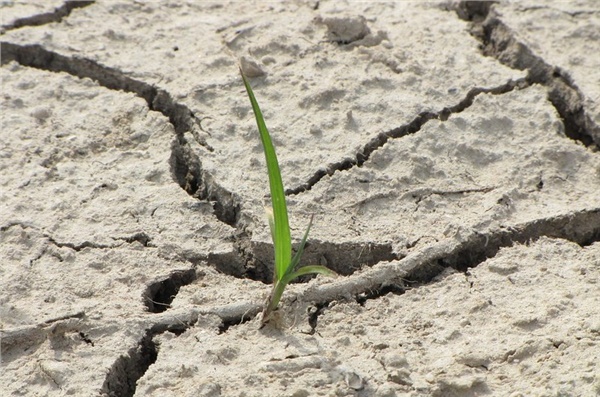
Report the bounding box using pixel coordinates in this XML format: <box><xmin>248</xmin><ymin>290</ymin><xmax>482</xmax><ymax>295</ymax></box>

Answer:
<box><xmin>262</xmin><ymin>265</ymin><xmax>337</xmax><ymax>325</ymax></box>
<box><xmin>287</xmin><ymin>214</ymin><xmax>314</xmax><ymax>275</ymax></box>
<box><xmin>281</xmin><ymin>265</ymin><xmax>337</xmax><ymax>285</ymax></box>
<box><xmin>240</xmin><ymin>70</ymin><xmax>291</xmax><ymax>282</ymax></box>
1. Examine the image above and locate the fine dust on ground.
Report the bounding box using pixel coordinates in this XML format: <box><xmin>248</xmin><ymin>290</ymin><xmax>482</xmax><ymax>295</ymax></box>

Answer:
<box><xmin>1</xmin><ymin>1</ymin><xmax>599</xmax><ymax>397</ymax></box>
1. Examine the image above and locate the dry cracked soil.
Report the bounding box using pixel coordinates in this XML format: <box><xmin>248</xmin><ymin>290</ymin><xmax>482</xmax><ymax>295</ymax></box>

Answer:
<box><xmin>1</xmin><ymin>1</ymin><xmax>599</xmax><ymax>396</ymax></box>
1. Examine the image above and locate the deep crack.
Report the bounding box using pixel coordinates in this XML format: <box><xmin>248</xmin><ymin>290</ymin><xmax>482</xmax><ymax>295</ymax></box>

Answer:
<box><xmin>143</xmin><ymin>268</ymin><xmax>198</xmax><ymax>313</ymax></box>
<box><xmin>145</xmin><ymin>207</ymin><xmax>600</xmax><ymax>333</ymax></box>
<box><xmin>452</xmin><ymin>0</ymin><xmax>600</xmax><ymax>148</ymax></box>
<box><xmin>101</xmin><ymin>330</ymin><xmax>158</xmax><ymax>397</ymax></box>
<box><xmin>249</xmin><ymin>240</ymin><xmax>399</xmax><ymax>283</ymax></box>
<box><xmin>300</xmin><ymin>207</ymin><xmax>600</xmax><ymax>306</ymax></box>
<box><xmin>306</xmin><ymin>302</ymin><xmax>329</xmax><ymax>335</ymax></box>
<box><xmin>0</xmin><ymin>41</ymin><xmax>240</xmax><ymax>227</ymax></box>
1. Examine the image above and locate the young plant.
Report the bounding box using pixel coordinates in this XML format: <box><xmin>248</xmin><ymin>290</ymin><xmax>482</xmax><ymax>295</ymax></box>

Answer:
<box><xmin>240</xmin><ymin>69</ymin><xmax>335</xmax><ymax>326</ymax></box>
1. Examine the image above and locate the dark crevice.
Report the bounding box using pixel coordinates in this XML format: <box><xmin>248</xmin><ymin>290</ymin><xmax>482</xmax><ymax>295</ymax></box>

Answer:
<box><xmin>440</xmin><ymin>209</ymin><xmax>600</xmax><ymax>272</ymax></box>
<box><xmin>168</xmin><ymin>134</ymin><xmax>240</xmax><ymax>226</ymax></box>
<box><xmin>452</xmin><ymin>1</ymin><xmax>600</xmax><ymax>148</ymax></box>
<box><xmin>439</xmin><ymin>79</ymin><xmax>528</xmax><ymax>121</ymax></box>
<box><xmin>169</xmin><ymin>137</ymin><xmax>202</xmax><ymax>196</ymax></box>
<box><xmin>0</xmin><ymin>41</ymin><xmax>241</xmax><ymax>227</ymax></box>
<box><xmin>287</xmin><ymin>78</ymin><xmax>527</xmax><ymax>196</ymax></box>
<box><xmin>354</xmin><ymin>208</ymin><xmax>600</xmax><ymax>306</ymax></box>
<box><xmin>0</xmin><ymin>42</ymin><xmax>158</xmax><ymax>105</ymax></box>
<box><xmin>452</xmin><ymin>1</ymin><xmax>496</xmax><ymax>23</ymax></box>
<box><xmin>45</xmin><ymin>233</ymin><xmax>153</xmax><ymax>251</ymax></box>
<box><xmin>306</xmin><ymin>302</ymin><xmax>329</xmax><ymax>334</ymax></box>
<box><xmin>249</xmin><ymin>240</ymin><xmax>399</xmax><ymax>283</ymax></box>
<box><xmin>78</xmin><ymin>331</ymin><xmax>94</xmax><ymax>346</ymax></box>
<box><xmin>207</xmin><ymin>247</ymin><xmax>251</xmax><ymax>279</ymax></box>
<box><xmin>1</xmin><ymin>1</ymin><xmax>95</xmax><ymax>32</ymax></box>
<box><xmin>218</xmin><ymin>312</ymin><xmax>254</xmax><ymax>334</ymax></box>
<box><xmin>101</xmin><ymin>331</ymin><xmax>158</xmax><ymax>397</ymax></box>
<box><xmin>139</xmin><ymin>210</ymin><xmax>600</xmax><ymax>331</ymax></box>
<box><xmin>143</xmin><ymin>269</ymin><xmax>198</xmax><ymax>313</ymax></box>
<box><xmin>46</xmin><ymin>236</ymin><xmax>113</xmax><ymax>251</ymax></box>
<box><xmin>231</xmin><ymin>231</ymin><xmax>264</xmax><ymax>281</ymax></box>
<box><xmin>356</xmin><ymin>284</ymin><xmax>407</xmax><ymax>306</ymax></box>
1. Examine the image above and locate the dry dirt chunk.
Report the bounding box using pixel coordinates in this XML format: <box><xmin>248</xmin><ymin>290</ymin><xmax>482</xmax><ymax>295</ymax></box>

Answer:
<box><xmin>294</xmin><ymin>85</ymin><xmax>600</xmax><ymax>253</ymax></box>
<box><xmin>315</xmin><ymin>15</ymin><xmax>376</xmax><ymax>45</ymax></box>
<box><xmin>0</xmin><ymin>64</ymin><xmax>234</xmax><ymax>395</ymax></box>
<box><xmin>131</xmin><ymin>239</ymin><xmax>600</xmax><ymax>396</ymax></box>
<box><xmin>315</xmin><ymin>238</ymin><xmax>600</xmax><ymax>396</ymax></box>
<box><xmin>0</xmin><ymin>1</ymin><xmax>523</xmax><ymax>240</ymax></box>
<box><xmin>0</xmin><ymin>63</ymin><xmax>233</xmax><ymax>252</ymax></box>
<box><xmin>492</xmin><ymin>0</ymin><xmax>600</xmax><ymax>141</ymax></box>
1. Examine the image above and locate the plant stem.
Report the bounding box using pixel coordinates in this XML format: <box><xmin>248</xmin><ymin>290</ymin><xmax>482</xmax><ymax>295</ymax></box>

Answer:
<box><xmin>261</xmin><ymin>279</ymin><xmax>287</xmax><ymax>326</ymax></box>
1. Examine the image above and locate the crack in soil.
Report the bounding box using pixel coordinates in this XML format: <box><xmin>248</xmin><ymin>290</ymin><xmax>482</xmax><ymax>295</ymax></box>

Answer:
<box><xmin>0</xmin><ymin>42</ymin><xmax>237</xmax><ymax>227</ymax></box>
<box><xmin>143</xmin><ymin>268</ymin><xmax>198</xmax><ymax>313</ymax></box>
<box><xmin>169</xmin><ymin>133</ymin><xmax>240</xmax><ymax>225</ymax></box>
<box><xmin>452</xmin><ymin>0</ymin><xmax>600</xmax><ymax>148</ymax></box>
<box><xmin>143</xmin><ymin>207</ymin><xmax>600</xmax><ymax>334</ymax></box>
<box><xmin>0</xmin><ymin>0</ymin><xmax>95</xmax><ymax>33</ymax></box>
<box><xmin>286</xmin><ymin>77</ymin><xmax>528</xmax><ymax>196</ymax></box>
<box><xmin>44</xmin><ymin>232</ymin><xmax>153</xmax><ymax>252</ymax></box>
<box><xmin>46</xmin><ymin>236</ymin><xmax>113</xmax><ymax>251</ymax></box>
<box><xmin>301</xmin><ymin>207</ymin><xmax>600</xmax><ymax>306</ymax></box>
<box><xmin>249</xmin><ymin>240</ymin><xmax>399</xmax><ymax>283</ymax></box>
<box><xmin>303</xmin><ymin>207</ymin><xmax>600</xmax><ymax>330</ymax></box>
<box><xmin>100</xmin><ymin>330</ymin><xmax>158</xmax><ymax>397</ymax></box>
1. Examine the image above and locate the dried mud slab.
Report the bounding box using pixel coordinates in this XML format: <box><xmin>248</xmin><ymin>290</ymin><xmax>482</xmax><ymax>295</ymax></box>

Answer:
<box><xmin>452</xmin><ymin>0</ymin><xmax>600</xmax><ymax>146</ymax></box>
<box><xmin>1</xmin><ymin>1</ymin><xmax>600</xmax><ymax>397</ymax></box>
<box><xmin>0</xmin><ymin>65</ymin><xmax>236</xmax><ymax>394</ymax></box>
<box><xmin>295</xmin><ymin>85</ymin><xmax>600</xmax><ymax>254</ymax></box>
<box><xmin>135</xmin><ymin>238</ymin><xmax>600</xmax><ymax>396</ymax></box>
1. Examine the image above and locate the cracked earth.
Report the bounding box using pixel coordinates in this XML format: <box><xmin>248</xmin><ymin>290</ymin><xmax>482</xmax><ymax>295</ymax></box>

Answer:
<box><xmin>1</xmin><ymin>1</ymin><xmax>599</xmax><ymax>396</ymax></box>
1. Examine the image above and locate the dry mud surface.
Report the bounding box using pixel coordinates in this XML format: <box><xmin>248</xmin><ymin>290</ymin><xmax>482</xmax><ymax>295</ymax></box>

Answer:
<box><xmin>1</xmin><ymin>1</ymin><xmax>599</xmax><ymax>396</ymax></box>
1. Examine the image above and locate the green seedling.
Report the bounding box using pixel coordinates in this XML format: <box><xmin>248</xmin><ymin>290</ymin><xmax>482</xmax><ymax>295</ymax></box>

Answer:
<box><xmin>240</xmin><ymin>69</ymin><xmax>336</xmax><ymax>326</ymax></box>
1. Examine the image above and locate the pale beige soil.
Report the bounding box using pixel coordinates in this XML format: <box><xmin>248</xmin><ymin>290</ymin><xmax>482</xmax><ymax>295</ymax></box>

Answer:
<box><xmin>1</xmin><ymin>1</ymin><xmax>599</xmax><ymax>396</ymax></box>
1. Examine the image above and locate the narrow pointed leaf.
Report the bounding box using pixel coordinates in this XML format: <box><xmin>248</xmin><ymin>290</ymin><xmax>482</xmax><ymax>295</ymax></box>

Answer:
<box><xmin>281</xmin><ymin>265</ymin><xmax>337</xmax><ymax>285</ymax></box>
<box><xmin>240</xmin><ymin>70</ymin><xmax>291</xmax><ymax>281</ymax></box>
<box><xmin>287</xmin><ymin>215</ymin><xmax>314</xmax><ymax>275</ymax></box>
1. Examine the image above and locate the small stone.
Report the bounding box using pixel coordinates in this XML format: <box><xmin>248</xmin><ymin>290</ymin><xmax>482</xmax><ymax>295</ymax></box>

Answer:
<box><xmin>316</xmin><ymin>15</ymin><xmax>370</xmax><ymax>44</ymax></box>
<box><xmin>31</xmin><ymin>106</ymin><xmax>52</xmax><ymax>123</ymax></box>
<box><xmin>344</xmin><ymin>371</ymin><xmax>364</xmax><ymax>390</ymax></box>
<box><xmin>240</xmin><ymin>56</ymin><xmax>265</xmax><ymax>77</ymax></box>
